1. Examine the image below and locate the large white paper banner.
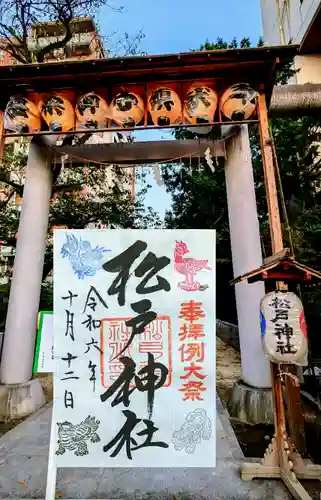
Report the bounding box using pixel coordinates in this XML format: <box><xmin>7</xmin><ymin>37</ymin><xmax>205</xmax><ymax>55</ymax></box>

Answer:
<box><xmin>53</xmin><ymin>229</ymin><xmax>216</xmax><ymax>468</ymax></box>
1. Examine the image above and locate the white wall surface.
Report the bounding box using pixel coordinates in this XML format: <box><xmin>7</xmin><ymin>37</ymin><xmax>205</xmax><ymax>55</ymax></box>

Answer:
<box><xmin>261</xmin><ymin>0</ymin><xmax>281</xmax><ymax>45</ymax></box>
<box><xmin>261</xmin><ymin>0</ymin><xmax>321</xmax><ymax>45</ymax></box>
<box><xmin>295</xmin><ymin>54</ymin><xmax>321</xmax><ymax>82</ymax></box>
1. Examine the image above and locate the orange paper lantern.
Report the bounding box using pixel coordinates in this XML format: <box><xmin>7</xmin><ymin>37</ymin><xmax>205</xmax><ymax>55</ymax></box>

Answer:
<box><xmin>110</xmin><ymin>91</ymin><xmax>144</xmax><ymax>128</ymax></box>
<box><xmin>4</xmin><ymin>95</ymin><xmax>41</xmax><ymax>134</ymax></box>
<box><xmin>220</xmin><ymin>83</ymin><xmax>257</xmax><ymax>121</ymax></box>
<box><xmin>148</xmin><ymin>87</ymin><xmax>181</xmax><ymax>126</ymax></box>
<box><xmin>76</xmin><ymin>92</ymin><xmax>109</xmax><ymax>129</ymax></box>
<box><xmin>184</xmin><ymin>84</ymin><xmax>218</xmax><ymax>125</ymax></box>
<box><xmin>40</xmin><ymin>92</ymin><xmax>75</xmax><ymax>132</ymax></box>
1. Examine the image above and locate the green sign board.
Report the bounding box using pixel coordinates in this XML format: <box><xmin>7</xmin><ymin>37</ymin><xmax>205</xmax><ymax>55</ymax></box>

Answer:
<box><xmin>33</xmin><ymin>311</ymin><xmax>54</xmax><ymax>373</ymax></box>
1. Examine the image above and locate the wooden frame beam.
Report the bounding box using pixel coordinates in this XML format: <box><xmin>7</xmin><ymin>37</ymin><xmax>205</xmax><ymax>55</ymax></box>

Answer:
<box><xmin>0</xmin><ymin>46</ymin><xmax>298</xmax><ymax>98</ymax></box>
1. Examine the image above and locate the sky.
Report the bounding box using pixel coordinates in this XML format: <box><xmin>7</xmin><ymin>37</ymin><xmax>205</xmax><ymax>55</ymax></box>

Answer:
<box><xmin>101</xmin><ymin>0</ymin><xmax>263</xmax><ymax>218</ymax></box>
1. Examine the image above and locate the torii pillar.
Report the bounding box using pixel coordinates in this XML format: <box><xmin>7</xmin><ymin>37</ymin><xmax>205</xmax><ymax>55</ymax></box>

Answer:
<box><xmin>224</xmin><ymin>125</ymin><xmax>273</xmax><ymax>424</ymax></box>
<box><xmin>0</xmin><ymin>137</ymin><xmax>52</xmax><ymax>419</ymax></box>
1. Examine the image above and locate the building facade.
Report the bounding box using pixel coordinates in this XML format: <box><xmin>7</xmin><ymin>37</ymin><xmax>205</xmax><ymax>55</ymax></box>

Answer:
<box><xmin>28</xmin><ymin>17</ymin><xmax>105</xmax><ymax>62</ymax></box>
<box><xmin>0</xmin><ymin>48</ymin><xmax>14</xmax><ymax>66</ymax></box>
<box><xmin>261</xmin><ymin>0</ymin><xmax>320</xmax><ymax>46</ymax></box>
<box><xmin>0</xmin><ymin>18</ymin><xmax>135</xmax><ymax>285</ymax></box>
<box><xmin>260</xmin><ymin>0</ymin><xmax>321</xmax><ymax>84</ymax></box>
<box><xmin>0</xmin><ymin>17</ymin><xmax>105</xmax><ymax>65</ymax></box>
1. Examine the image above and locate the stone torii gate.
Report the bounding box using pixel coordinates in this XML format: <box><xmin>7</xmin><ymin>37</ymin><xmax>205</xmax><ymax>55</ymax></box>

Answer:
<box><xmin>0</xmin><ymin>46</ymin><xmax>296</xmax><ymax>422</ymax></box>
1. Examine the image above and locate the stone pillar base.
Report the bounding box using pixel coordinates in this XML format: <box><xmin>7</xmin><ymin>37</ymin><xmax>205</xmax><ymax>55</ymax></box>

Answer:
<box><xmin>227</xmin><ymin>379</ymin><xmax>273</xmax><ymax>425</ymax></box>
<box><xmin>0</xmin><ymin>378</ymin><xmax>45</xmax><ymax>421</ymax></box>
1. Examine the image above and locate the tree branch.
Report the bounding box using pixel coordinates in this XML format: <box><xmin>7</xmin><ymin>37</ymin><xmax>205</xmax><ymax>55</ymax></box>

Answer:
<box><xmin>3</xmin><ymin>190</ymin><xmax>16</xmax><ymax>205</ymax></box>
<box><xmin>52</xmin><ymin>164</ymin><xmax>62</xmax><ymax>186</ymax></box>
<box><xmin>36</xmin><ymin>18</ymin><xmax>72</xmax><ymax>62</ymax></box>
<box><xmin>52</xmin><ymin>182</ymin><xmax>85</xmax><ymax>194</ymax></box>
<box><xmin>0</xmin><ymin>236</ymin><xmax>17</xmax><ymax>248</ymax></box>
<box><xmin>213</xmin><ymin>209</ymin><xmax>226</xmax><ymax>227</ymax></box>
<box><xmin>42</xmin><ymin>259</ymin><xmax>53</xmax><ymax>281</ymax></box>
<box><xmin>0</xmin><ymin>174</ymin><xmax>23</xmax><ymax>196</ymax></box>
<box><xmin>14</xmin><ymin>1</ymin><xmax>30</xmax><ymax>60</ymax></box>
<box><xmin>0</xmin><ymin>26</ymin><xmax>31</xmax><ymax>63</ymax></box>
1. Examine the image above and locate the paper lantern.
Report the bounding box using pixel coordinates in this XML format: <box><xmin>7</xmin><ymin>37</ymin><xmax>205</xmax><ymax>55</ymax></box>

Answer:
<box><xmin>184</xmin><ymin>85</ymin><xmax>218</xmax><ymax>125</ymax></box>
<box><xmin>40</xmin><ymin>93</ymin><xmax>75</xmax><ymax>132</ymax></box>
<box><xmin>148</xmin><ymin>87</ymin><xmax>181</xmax><ymax>126</ymax></box>
<box><xmin>260</xmin><ymin>291</ymin><xmax>308</xmax><ymax>365</ymax></box>
<box><xmin>220</xmin><ymin>83</ymin><xmax>257</xmax><ymax>121</ymax></box>
<box><xmin>110</xmin><ymin>91</ymin><xmax>144</xmax><ymax>128</ymax></box>
<box><xmin>76</xmin><ymin>92</ymin><xmax>109</xmax><ymax>129</ymax></box>
<box><xmin>4</xmin><ymin>96</ymin><xmax>41</xmax><ymax>134</ymax></box>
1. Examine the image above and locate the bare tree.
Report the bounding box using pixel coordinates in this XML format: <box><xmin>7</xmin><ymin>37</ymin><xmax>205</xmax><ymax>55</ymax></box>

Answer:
<box><xmin>104</xmin><ymin>29</ymin><xmax>147</xmax><ymax>57</ymax></box>
<box><xmin>0</xmin><ymin>0</ymin><xmax>124</xmax><ymax>63</ymax></box>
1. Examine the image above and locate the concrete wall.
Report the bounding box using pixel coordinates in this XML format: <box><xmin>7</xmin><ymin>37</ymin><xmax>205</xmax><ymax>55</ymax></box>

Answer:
<box><xmin>261</xmin><ymin>1</ymin><xmax>321</xmax><ymax>84</ymax></box>
<box><xmin>261</xmin><ymin>0</ymin><xmax>321</xmax><ymax>45</ymax></box>
<box><xmin>216</xmin><ymin>319</ymin><xmax>240</xmax><ymax>352</ymax></box>
<box><xmin>295</xmin><ymin>54</ymin><xmax>321</xmax><ymax>82</ymax></box>
<box><xmin>260</xmin><ymin>0</ymin><xmax>281</xmax><ymax>45</ymax></box>
<box><xmin>0</xmin><ymin>46</ymin><xmax>14</xmax><ymax>65</ymax></box>
<box><xmin>294</xmin><ymin>0</ymin><xmax>321</xmax><ymax>43</ymax></box>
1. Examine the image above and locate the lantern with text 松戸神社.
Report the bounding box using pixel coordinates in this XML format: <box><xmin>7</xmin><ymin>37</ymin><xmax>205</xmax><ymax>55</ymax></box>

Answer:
<box><xmin>76</xmin><ymin>92</ymin><xmax>109</xmax><ymax>129</ymax></box>
<box><xmin>148</xmin><ymin>87</ymin><xmax>182</xmax><ymax>126</ymax></box>
<box><xmin>260</xmin><ymin>291</ymin><xmax>308</xmax><ymax>365</ymax></box>
<box><xmin>220</xmin><ymin>83</ymin><xmax>257</xmax><ymax>121</ymax></box>
<box><xmin>184</xmin><ymin>84</ymin><xmax>218</xmax><ymax>125</ymax></box>
<box><xmin>110</xmin><ymin>91</ymin><xmax>144</xmax><ymax>128</ymax></box>
<box><xmin>4</xmin><ymin>96</ymin><xmax>41</xmax><ymax>134</ymax></box>
<box><xmin>39</xmin><ymin>92</ymin><xmax>75</xmax><ymax>132</ymax></box>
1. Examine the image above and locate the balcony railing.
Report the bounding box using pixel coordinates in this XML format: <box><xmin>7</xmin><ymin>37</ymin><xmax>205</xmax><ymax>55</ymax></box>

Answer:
<box><xmin>27</xmin><ymin>32</ymin><xmax>94</xmax><ymax>51</ymax></box>
<box><xmin>0</xmin><ymin>246</ymin><xmax>15</xmax><ymax>257</ymax></box>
